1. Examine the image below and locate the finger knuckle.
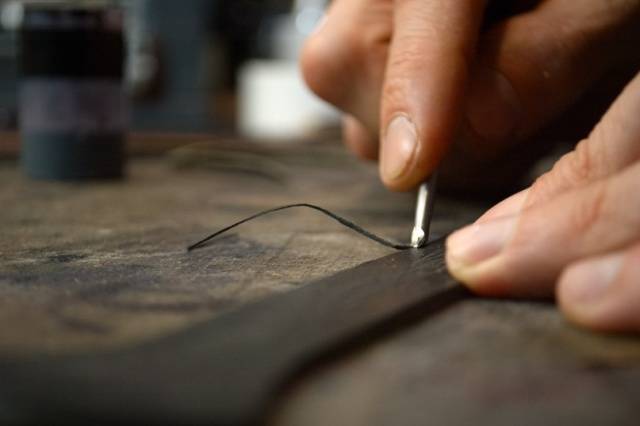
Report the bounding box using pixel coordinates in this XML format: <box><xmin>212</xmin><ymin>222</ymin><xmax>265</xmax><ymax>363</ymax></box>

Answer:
<box><xmin>563</xmin><ymin>140</ymin><xmax>596</xmax><ymax>183</ymax></box>
<box><xmin>569</xmin><ymin>181</ymin><xmax>609</xmax><ymax>235</ymax></box>
<box><xmin>530</xmin><ymin>140</ymin><xmax>596</xmax><ymax>200</ymax></box>
<box><xmin>301</xmin><ymin>22</ymin><xmax>385</xmax><ymax>108</ymax></box>
<box><xmin>386</xmin><ymin>38</ymin><xmax>424</xmax><ymax>71</ymax></box>
<box><xmin>383</xmin><ymin>38</ymin><xmax>470</xmax><ymax>111</ymax></box>
<box><xmin>300</xmin><ymin>35</ymin><xmax>347</xmax><ymax>106</ymax></box>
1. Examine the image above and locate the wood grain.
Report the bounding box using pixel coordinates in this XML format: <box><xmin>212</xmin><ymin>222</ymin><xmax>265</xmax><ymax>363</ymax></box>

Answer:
<box><xmin>2</xmin><ymin>141</ymin><xmax>639</xmax><ymax>425</ymax></box>
<box><xmin>0</xmin><ymin>239</ymin><xmax>467</xmax><ymax>425</ymax></box>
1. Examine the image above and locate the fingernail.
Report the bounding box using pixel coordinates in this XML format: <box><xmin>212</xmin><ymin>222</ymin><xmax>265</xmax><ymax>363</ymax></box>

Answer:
<box><xmin>466</xmin><ymin>67</ymin><xmax>520</xmax><ymax>145</ymax></box>
<box><xmin>447</xmin><ymin>215</ymin><xmax>517</xmax><ymax>268</ymax></box>
<box><xmin>563</xmin><ymin>255</ymin><xmax>623</xmax><ymax>305</ymax></box>
<box><xmin>381</xmin><ymin>115</ymin><xmax>417</xmax><ymax>182</ymax></box>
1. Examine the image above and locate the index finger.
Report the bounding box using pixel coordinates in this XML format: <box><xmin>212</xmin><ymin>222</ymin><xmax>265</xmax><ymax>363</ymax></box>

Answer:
<box><xmin>380</xmin><ymin>0</ymin><xmax>487</xmax><ymax>190</ymax></box>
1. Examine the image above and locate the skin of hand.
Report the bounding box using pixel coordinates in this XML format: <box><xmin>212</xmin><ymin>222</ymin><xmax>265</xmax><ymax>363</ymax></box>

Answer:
<box><xmin>302</xmin><ymin>0</ymin><xmax>640</xmax><ymax>333</ymax></box>
<box><xmin>301</xmin><ymin>0</ymin><xmax>640</xmax><ymax>191</ymax></box>
<box><xmin>446</xmin><ymin>71</ymin><xmax>640</xmax><ymax>333</ymax></box>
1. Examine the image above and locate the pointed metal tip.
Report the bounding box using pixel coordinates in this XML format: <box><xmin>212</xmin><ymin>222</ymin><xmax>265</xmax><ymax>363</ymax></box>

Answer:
<box><xmin>411</xmin><ymin>226</ymin><xmax>426</xmax><ymax>248</ymax></box>
<box><xmin>410</xmin><ymin>174</ymin><xmax>438</xmax><ymax>249</ymax></box>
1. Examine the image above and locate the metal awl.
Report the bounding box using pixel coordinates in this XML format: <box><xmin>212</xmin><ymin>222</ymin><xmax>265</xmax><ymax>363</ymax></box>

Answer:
<box><xmin>411</xmin><ymin>174</ymin><xmax>438</xmax><ymax>248</ymax></box>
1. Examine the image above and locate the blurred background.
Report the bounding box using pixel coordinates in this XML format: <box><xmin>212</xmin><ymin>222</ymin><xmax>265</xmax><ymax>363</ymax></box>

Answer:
<box><xmin>0</xmin><ymin>0</ymin><xmax>338</xmax><ymax>144</ymax></box>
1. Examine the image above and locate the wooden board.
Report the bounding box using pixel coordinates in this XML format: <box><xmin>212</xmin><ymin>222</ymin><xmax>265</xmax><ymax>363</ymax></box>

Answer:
<box><xmin>1</xmin><ymin>140</ymin><xmax>640</xmax><ymax>425</ymax></box>
<box><xmin>0</xmin><ymin>142</ymin><xmax>439</xmax><ymax>356</ymax></box>
<box><xmin>0</xmin><ymin>239</ymin><xmax>467</xmax><ymax>425</ymax></box>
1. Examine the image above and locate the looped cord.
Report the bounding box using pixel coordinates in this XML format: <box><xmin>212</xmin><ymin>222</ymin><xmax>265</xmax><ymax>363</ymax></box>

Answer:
<box><xmin>187</xmin><ymin>204</ymin><xmax>413</xmax><ymax>252</ymax></box>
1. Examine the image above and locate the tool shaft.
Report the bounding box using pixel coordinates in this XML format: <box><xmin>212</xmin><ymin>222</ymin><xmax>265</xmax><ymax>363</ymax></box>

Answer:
<box><xmin>411</xmin><ymin>175</ymin><xmax>437</xmax><ymax>248</ymax></box>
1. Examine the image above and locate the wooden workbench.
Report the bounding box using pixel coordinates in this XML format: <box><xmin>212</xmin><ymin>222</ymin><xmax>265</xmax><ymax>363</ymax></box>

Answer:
<box><xmin>1</xmin><ymin>137</ymin><xmax>640</xmax><ymax>425</ymax></box>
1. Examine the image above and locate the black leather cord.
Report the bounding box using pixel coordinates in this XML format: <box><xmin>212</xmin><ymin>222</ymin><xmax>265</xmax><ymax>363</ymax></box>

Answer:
<box><xmin>187</xmin><ymin>203</ymin><xmax>414</xmax><ymax>252</ymax></box>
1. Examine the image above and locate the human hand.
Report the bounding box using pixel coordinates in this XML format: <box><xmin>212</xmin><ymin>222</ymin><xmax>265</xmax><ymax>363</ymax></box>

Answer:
<box><xmin>301</xmin><ymin>0</ymin><xmax>640</xmax><ymax>191</ymax></box>
<box><xmin>446</xmin><ymin>72</ymin><xmax>640</xmax><ymax>333</ymax></box>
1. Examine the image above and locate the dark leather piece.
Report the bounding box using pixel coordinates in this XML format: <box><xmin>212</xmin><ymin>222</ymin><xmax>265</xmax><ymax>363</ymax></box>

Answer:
<box><xmin>0</xmin><ymin>238</ymin><xmax>466</xmax><ymax>426</ymax></box>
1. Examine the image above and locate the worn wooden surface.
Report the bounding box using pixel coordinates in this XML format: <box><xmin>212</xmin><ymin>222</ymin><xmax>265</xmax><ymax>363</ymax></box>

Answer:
<box><xmin>0</xmin><ymin>239</ymin><xmax>469</xmax><ymax>425</ymax></box>
<box><xmin>1</xmin><ymin>139</ymin><xmax>640</xmax><ymax>425</ymax></box>
<box><xmin>0</xmin><ymin>142</ymin><xmax>438</xmax><ymax>355</ymax></box>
